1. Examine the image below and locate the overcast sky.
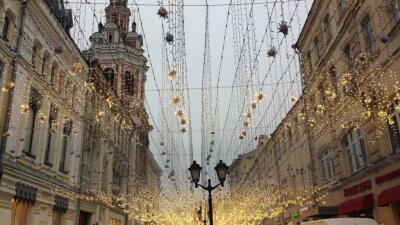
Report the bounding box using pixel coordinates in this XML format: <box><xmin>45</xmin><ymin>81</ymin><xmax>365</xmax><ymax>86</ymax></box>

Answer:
<box><xmin>69</xmin><ymin>0</ymin><xmax>312</xmax><ymax>187</ymax></box>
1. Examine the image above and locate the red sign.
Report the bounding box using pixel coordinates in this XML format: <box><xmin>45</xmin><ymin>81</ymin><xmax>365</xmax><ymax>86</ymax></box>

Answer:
<box><xmin>376</xmin><ymin>168</ymin><xmax>400</xmax><ymax>184</ymax></box>
<box><xmin>344</xmin><ymin>180</ymin><xmax>371</xmax><ymax>197</ymax></box>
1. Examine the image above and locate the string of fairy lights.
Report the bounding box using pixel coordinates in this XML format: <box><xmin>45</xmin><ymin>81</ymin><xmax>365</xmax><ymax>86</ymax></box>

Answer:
<box><xmin>49</xmin><ymin>0</ymin><xmax>400</xmax><ymax>224</ymax></box>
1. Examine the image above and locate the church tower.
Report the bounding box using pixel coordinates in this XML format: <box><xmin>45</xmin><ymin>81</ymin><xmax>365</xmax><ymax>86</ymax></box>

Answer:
<box><xmin>85</xmin><ymin>0</ymin><xmax>147</xmax><ymax>113</ymax></box>
<box><xmin>84</xmin><ymin>0</ymin><xmax>151</xmax><ymax>186</ymax></box>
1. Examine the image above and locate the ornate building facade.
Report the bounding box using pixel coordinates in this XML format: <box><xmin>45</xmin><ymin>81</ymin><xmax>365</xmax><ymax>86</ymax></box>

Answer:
<box><xmin>228</xmin><ymin>0</ymin><xmax>400</xmax><ymax>225</ymax></box>
<box><xmin>0</xmin><ymin>1</ymin><xmax>158</xmax><ymax>225</ymax></box>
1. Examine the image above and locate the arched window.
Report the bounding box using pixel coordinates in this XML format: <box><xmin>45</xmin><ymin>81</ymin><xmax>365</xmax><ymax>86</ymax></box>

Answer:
<box><xmin>42</xmin><ymin>51</ymin><xmax>50</xmax><ymax>77</ymax></box>
<box><xmin>133</xmin><ymin>71</ymin><xmax>139</xmax><ymax>96</ymax></box>
<box><xmin>50</xmin><ymin>62</ymin><xmax>59</xmax><ymax>86</ymax></box>
<box><xmin>32</xmin><ymin>41</ymin><xmax>42</xmax><ymax>70</ymax></box>
<box><xmin>2</xmin><ymin>9</ymin><xmax>15</xmax><ymax>44</ymax></box>
<box><xmin>103</xmin><ymin>68</ymin><xmax>114</xmax><ymax>87</ymax></box>
<box><xmin>125</xmin><ymin>71</ymin><xmax>134</xmax><ymax>95</ymax></box>
<box><xmin>58</xmin><ymin>70</ymin><xmax>65</xmax><ymax>93</ymax></box>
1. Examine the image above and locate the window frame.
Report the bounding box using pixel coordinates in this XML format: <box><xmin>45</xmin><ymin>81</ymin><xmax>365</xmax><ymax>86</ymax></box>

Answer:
<box><xmin>23</xmin><ymin>89</ymin><xmax>42</xmax><ymax>157</ymax></box>
<box><xmin>44</xmin><ymin>105</ymin><xmax>58</xmax><ymax>166</ymax></box>
<box><xmin>320</xmin><ymin>149</ymin><xmax>335</xmax><ymax>180</ymax></box>
<box><xmin>346</xmin><ymin>128</ymin><xmax>368</xmax><ymax>173</ymax></box>
<box><xmin>59</xmin><ymin>121</ymin><xmax>72</xmax><ymax>173</ymax></box>
<box><xmin>361</xmin><ymin>14</ymin><xmax>376</xmax><ymax>54</ymax></box>
<box><xmin>388</xmin><ymin>100</ymin><xmax>400</xmax><ymax>154</ymax></box>
<box><xmin>125</xmin><ymin>71</ymin><xmax>134</xmax><ymax>95</ymax></box>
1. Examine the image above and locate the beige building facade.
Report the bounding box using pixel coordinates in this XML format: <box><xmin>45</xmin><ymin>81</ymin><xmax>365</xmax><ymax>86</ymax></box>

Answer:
<box><xmin>0</xmin><ymin>1</ymin><xmax>159</xmax><ymax>225</ymax></box>
<box><xmin>229</xmin><ymin>0</ymin><xmax>400</xmax><ymax>225</ymax></box>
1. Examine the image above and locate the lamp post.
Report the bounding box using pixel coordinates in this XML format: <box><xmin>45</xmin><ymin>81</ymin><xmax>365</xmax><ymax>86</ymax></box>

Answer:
<box><xmin>188</xmin><ymin>160</ymin><xmax>228</xmax><ymax>225</ymax></box>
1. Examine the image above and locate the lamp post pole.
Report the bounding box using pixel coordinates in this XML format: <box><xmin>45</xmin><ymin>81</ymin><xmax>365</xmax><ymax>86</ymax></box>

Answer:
<box><xmin>189</xmin><ymin>160</ymin><xmax>228</xmax><ymax>225</ymax></box>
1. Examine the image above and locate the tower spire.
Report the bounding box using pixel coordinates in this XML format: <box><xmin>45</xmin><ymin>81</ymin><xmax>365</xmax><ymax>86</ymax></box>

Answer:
<box><xmin>110</xmin><ymin>0</ymin><xmax>128</xmax><ymax>7</ymax></box>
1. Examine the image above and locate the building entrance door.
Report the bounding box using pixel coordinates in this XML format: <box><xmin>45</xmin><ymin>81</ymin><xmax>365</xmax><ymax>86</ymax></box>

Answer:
<box><xmin>79</xmin><ymin>211</ymin><xmax>91</xmax><ymax>225</ymax></box>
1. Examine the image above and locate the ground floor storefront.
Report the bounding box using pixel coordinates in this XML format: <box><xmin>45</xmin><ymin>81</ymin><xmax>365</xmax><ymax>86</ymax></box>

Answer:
<box><xmin>0</xmin><ymin>167</ymin><xmax>74</xmax><ymax>225</ymax></box>
<box><xmin>301</xmin><ymin>160</ymin><xmax>400</xmax><ymax>225</ymax></box>
<box><xmin>261</xmin><ymin>160</ymin><xmax>400</xmax><ymax>225</ymax></box>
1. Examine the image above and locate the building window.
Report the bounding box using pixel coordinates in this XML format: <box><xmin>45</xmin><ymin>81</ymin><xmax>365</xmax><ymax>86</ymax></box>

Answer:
<box><xmin>81</xmin><ymin>149</ymin><xmax>92</xmax><ymax>190</ymax></box>
<box><xmin>10</xmin><ymin>198</ymin><xmax>32</xmax><ymax>225</ymax></box>
<box><xmin>108</xmin><ymin>34</ymin><xmax>113</xmax><ymax>43</ymax></box>
<box><xmin>110</xmin><ymin>218</ymin><xmax>121</xmax><ymax>225</ymax></box>
<box><xmin>23</xmin><ymin>89</ymin><xmax>42</xmax><ymax>156</ymax></box>
<box><xmin>50</xmin><ymin>62</ymin><xmax>58</xmax><ymax>86</ymax></box>
<box><xmin>112</xmin><ymin>167</ymin><xmax>120</xmax><ymax>186</ymax></box>
<box><xmin>44</xmin><ymin>105</ymin><xmax>58</xmax><ymax>166</ymax></box>
<box><xmin>103</xmin><ymin>68</ymin><xmax>114</xmax><ymax>87</ymax></box>
<box><xmin>314</xmin><ymin>37</ymin><xmax>321</xmax><ymax>60</ymax></box>
<box><xmin>338</xmin><ymin>0</ymin><xmax>346</xmax><ymax>12</ymax></box>
<box><xmin>31</xmin><ymin>42</ymin><xmax>41</xmax><ymax>70</ymax></box>
<box><xmin>393</xmin><ymin>0</ymin><xmax>400</xmax><ymax>21</ymax></box>
<box><xmin>305</xmin><ymin>51</ymin><xmax>313</xmax><ymax>75</ymax></box>
<box><xmin>323</xmin><ymin>14</ymin><xmax>332</xmax><ymax>43</ymax></box>
<box><xmin>344</xmin><ymin>43</ymin><xmax>355</xmax><ymax>73</ymax></box>
<box><xmin>52</xmin><ymin>210</ymin><xmax>63</xmax><ymax>225</ymax></box>
<box><xmin>42</xmin><ymin>52</ymin><xmax>50</xmax><ymax>77</ymax></box>
<box><xmin>361</xmin><ymin>14</ymin><xmax>376</xmax><ymax>54</ymax></box>
<box><xmin>125</xmin><ymin>71</ymin><xmax>134</xmax><ymax>95</ymax></box>
<box><xmin>329</xmin><ymin>66</ymin><xmax>338</xmax><ymax>95</ymax></box>
<box><xmin>346</xmin><ymin>128</ymin><xmax>368</xmax><ymax>173</ymax></box>
<box><xmin>59</xmin><ymin>121</ymin><xmax>72</xmax><ymax>173</ymax></box>
<box><xmin>388</xmin><ymin>100</ymin><xmax>400</xmax><ymax>153</ymax></box>
<box><xmin>2</xmin><ymin>11</ymin><xmax>14</xmax><ymax>43</ymax></box>
<box><xmin>321</xmin><ymin>149</ymin><xmax>335</xmax><ymax>180</ymax></box>
<box><xmin>0</xmin><ymin>60</ymin><xmax>4</xmax><ymax>80</ymax></box>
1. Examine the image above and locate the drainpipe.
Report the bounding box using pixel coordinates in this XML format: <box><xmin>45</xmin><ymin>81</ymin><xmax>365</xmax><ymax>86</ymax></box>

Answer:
<box><xmin>294</xmin><ymin>45</ymin><xmax>317</xmax><ymax>207</ymax></box>
<box><xmin>0</xmin><ymin>0</ymin><xmax>29</xmax><ymax>182</ymax></box>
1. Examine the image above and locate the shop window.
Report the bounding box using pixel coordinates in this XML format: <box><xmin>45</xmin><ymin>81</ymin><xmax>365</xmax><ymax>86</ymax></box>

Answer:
<box><xmin>346</xmin><ymin>128</ymin><xmax>368</xmax><ymax>173</ymax></box>
<box><xmin>110</xmin><ymin>218</ymin><xmax>121</xmax><ymax>225</ymax></box>
<box><xmin>321</xmin><ymin>149</ymin><xmax>335</xmax><ymax>180</ymax></box>
<box><xmin>388</xmin><ymin>100</ymin><xmax>400</xmax><ymax>153</ymax></box>
<box><xmin>361</xmin><ymin>14</ymin><xmax>376</xmax><ymax>54</ymax></box>
<box><xmin>10</xmin><ymin>199</ymin><xmax>31</xmax><ymax>225</ymax></box>
<box><xmin>59</xmin><ymin>121</ymin><xmax>72</xmax><ymax>173</ymax></box>
<box><xmin>52</xmin><ymin>210</ymin><xmax>62</xmax><ymax>225</ymax></box>
<box><xmin>44</xmin><ymin>105</ymin><xmax>58</xmax><ymax>166</ymax></box>
<box><xmin>125</xmin><ymin>71</ymin><xmax>134</xmax><ymax>95</ymax></box>
<box><xmin>23</xmin><ymin>89</ymin><xmax>42</xmax><ymax>156</ymax></box>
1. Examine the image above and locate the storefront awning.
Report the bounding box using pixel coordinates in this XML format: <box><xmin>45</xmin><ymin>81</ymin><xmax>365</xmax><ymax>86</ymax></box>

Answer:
<box><xmin>301</xmin><ymin>207</ymin><xmax>337</xmax><ymax>218</ymax></box>
<box><xmin>338</xmin><ymin>194</ymin><xmax>374</xmax><ymax>215</ymax></box>
<box><xmin>378</xmin><ymin>185</ymin><xmax>400</xmax><ymax>206</ymax></box>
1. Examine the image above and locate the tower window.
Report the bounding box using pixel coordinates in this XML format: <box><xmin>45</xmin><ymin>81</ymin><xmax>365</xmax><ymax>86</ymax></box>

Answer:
<box><xmin>125</xmin><ymin>71</ymin><xmax>134</xmax><ymax>95</ymax></box>
<box><xmin>103</xmin><ymin>68</ymin><xmax>115</xmax><ymax>87</ymax></box>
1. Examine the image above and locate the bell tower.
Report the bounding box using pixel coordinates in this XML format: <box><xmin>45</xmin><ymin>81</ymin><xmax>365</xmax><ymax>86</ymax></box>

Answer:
<box><xmin>84</xmin><ymin>0</ymin><xmax>147</xmax><ymax>113</ymax></box>
<box><xmin>105</xmin><ymin>0</ymin><xmax>131</xmax><ymax>34</ymax></box>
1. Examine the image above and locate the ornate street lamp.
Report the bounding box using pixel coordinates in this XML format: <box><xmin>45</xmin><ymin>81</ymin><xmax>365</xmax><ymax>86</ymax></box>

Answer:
<box><xmin>188</xmin><ymin>160</ymin><xmax>229</xmax><ymax>225</ymax></box>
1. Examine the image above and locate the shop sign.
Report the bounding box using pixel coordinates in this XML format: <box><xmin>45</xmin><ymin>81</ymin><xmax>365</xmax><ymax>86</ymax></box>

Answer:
<box><xmin>343</xmin><ymin>180</ymin><xmax>371</xmax><ymax>197</ymax></box>
<box><xmin>375</xmin><ymin>168</ymin><xmax>400</xmax><ymax>184</ymax></box>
